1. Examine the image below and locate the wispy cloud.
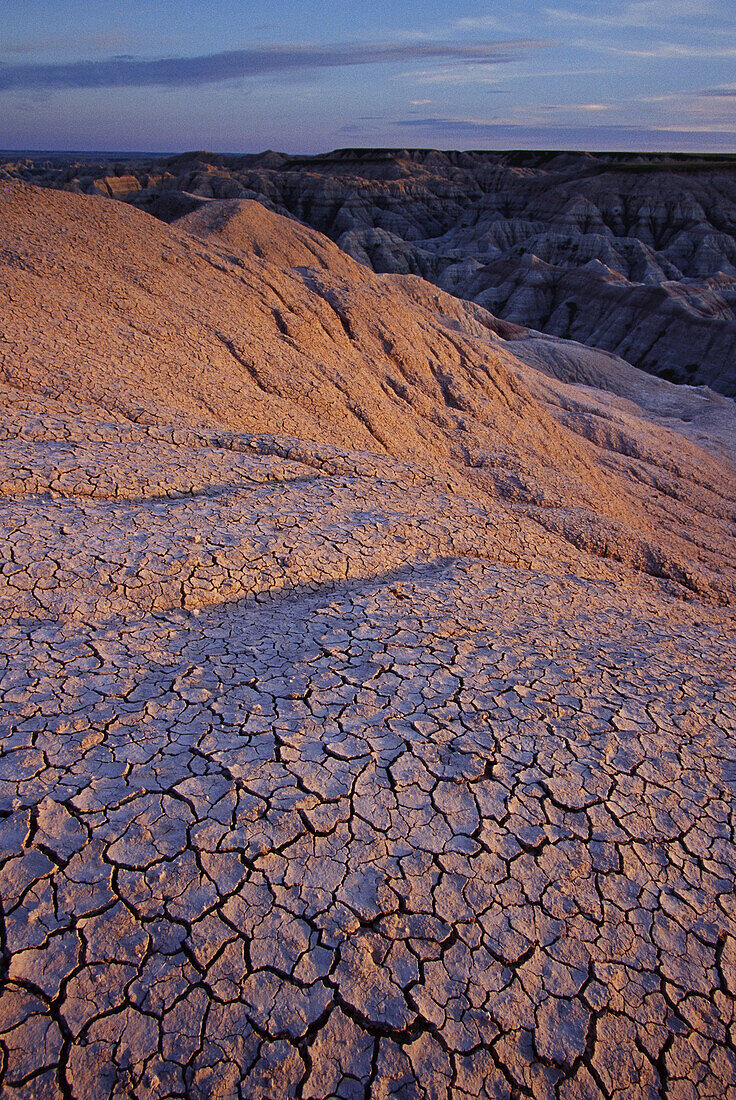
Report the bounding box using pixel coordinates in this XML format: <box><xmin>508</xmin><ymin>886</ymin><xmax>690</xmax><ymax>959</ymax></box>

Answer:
<box><xmin>453</xmin><ymin>15</ymin><xmax>505</xmax><ymax>31</ymax></box>
<box><xmin>641</xmin><ymin>88</ymin><xmax>736</xmax><ymax>129</ymax></box>
<box><xmin>606</xmin><ymin>42</ymin><xmax>736</xmax><ymax>59</ymax></box>
<box><xmin>643</xmin><ymin>87</ymin><xmax>736</xmax><ymax>103</ymax></box>
<box><xmin>389</xmin><ymin>116</ymin><xmax>736</xmax><ymax>150</ymax></box>
<box><xmin>405</xmin><ymin>65</ymin><xmax>518</xmax><ymax>87</ymax></box>
<box><xmin>493</xmin><ymin>66</ymin><xmax>608</xmax><ymax>81</ymax></box>
<box><xmin>392</xmin><ymin>106</ymin><xmax>615</xmax><ymax>133</ymax></box>
<box><xmin>2</xmin><ymin>32</ymin><xmax>131</xmax><ymax>56</ymax></box>
<box><xmin>545</xmin><ymin>0</ymin><xmax>719</xmax><ymax>28</ymax></box>
<box><xmin>392</xmin><ymin>117</ymin><xmax>523</xmax><ymax>134</ymax></box>
<box><xmin>0</xmin><ymin>38</ymin><xmax>549</xmax><ymax>93</ymax></box>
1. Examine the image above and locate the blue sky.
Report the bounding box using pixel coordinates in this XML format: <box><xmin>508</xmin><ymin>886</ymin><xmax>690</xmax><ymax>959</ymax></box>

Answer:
<box><xmin>2</xmin><ymin>0</ymin><xmax>735</xmax><ymax>153</ymax></box>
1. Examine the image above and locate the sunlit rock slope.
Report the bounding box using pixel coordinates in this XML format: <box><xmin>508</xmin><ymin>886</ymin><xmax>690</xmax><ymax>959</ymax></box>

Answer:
<box><xmin>6</xmin><ymin>147</ymin><xmax>736</xmax><ymax>394</ymax></box>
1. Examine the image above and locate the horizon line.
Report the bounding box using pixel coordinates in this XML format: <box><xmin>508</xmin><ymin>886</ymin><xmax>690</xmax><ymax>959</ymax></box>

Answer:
<box><xmin>4</xmin><ymin>145</ymin><xmax>736</xmax><ymax>158</ymax></box>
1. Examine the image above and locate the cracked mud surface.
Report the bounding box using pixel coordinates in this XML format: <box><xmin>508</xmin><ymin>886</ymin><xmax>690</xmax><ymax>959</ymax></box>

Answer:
<box><xmin>1</xmin><ymin>182</ymin><xmax>736</xmax><ymax>1097</ymax></box>
<box><xmin>2</xmin><ymin>406</ymin><xmax>735</xmax><ymax>1099</ymax></box>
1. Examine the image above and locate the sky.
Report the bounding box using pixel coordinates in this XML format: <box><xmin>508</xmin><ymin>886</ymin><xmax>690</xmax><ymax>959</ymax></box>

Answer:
<box><xmin>2</xmin><ymin>0</ymin><xmax>736</xmax><ymax>154</ymax></box>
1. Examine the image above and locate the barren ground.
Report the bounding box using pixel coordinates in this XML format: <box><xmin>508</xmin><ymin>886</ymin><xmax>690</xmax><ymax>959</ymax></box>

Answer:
<box><xmin>1</xmin><ymin>182</ymin><xmax>735</xmax><ymax>1099</ymax></box>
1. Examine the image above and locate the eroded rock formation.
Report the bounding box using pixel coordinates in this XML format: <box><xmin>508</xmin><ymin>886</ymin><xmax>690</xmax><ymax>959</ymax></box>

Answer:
<box><xmin>5</xmin><ymin>148</ymin><xmax>736</xmax><ymax>394</ymax></box>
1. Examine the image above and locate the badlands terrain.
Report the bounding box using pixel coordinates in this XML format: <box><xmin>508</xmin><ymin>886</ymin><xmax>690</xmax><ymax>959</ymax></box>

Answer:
<box><xmin>5</xmin><ymin>148</ymin><xmax>736</xmax><ymax>396</ymax></box>
<box><xmin>0</xmin><ymin>176</ymin><xmax>735</xmax><ymax>1099</ymax></box>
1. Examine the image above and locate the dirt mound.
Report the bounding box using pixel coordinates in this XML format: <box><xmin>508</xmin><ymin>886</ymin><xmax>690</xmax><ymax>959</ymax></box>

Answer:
<box><xmin>177</xmin><ymin>196</ymin><xmax>355</xmax><ymax>273</ymax></box>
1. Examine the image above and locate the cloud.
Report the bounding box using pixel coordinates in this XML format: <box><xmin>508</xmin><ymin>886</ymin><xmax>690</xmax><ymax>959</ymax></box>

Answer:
<box><xmin>545</xmin><ymin>0</ymin><xmax>719</xmax><ymax>28</ymax></box>
<box><xmin>392</xmin><ymin>102</ymin><xmax>614</xmax><ymax>131</ymax></box>
<box><xmin>389</xmin><ymin>116</ymin><xmax>736</xmax><ymax>150</ymax></box>
<box><xmin>404</xmin><ymin>66</ymin><xmax>519</xmax><ymax>87</ymax></box>
<box><xmin>0</xmin><ymin>38</ymin><xmax>549</xmax><ymax>93</ymax></box>
<box><xmin>392</xmin><ymin>117</ymin><xmax>504</xmax><ymax>134</ymax></box>
<box><xmin>2</xmin><ymin>32</ymin><xmax>131</xmax><ymax>56</ymax></box>
<box><xmin>494</xmin><ymin>67</ymin><xmax>608</xmax><ymax>81</ymax></box>
<box><xmin>453</xmin><ymin>16</ymin><xmax>504</xmax><ymax>30</ymax></box>
<box><xmin>630</xmin><ymin>88</ymin><xmax>736</xmax><ymax>129</ymax></box>
<box><xmin>606</xmin><ymin>42</ymin><xmax>736</xmax><ymax>59</ymax></box>
<box><xmin>644</xmin><ymin>87</ymin><xmax>736</xmax><ymax>104</ymax></box>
